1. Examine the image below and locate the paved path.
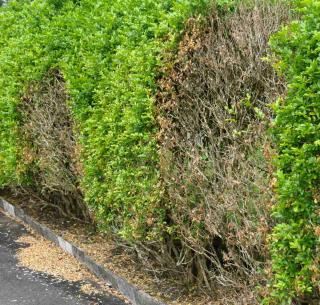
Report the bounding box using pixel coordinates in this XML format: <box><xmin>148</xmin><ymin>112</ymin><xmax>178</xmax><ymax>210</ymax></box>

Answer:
<box><xmin>0</xmin><ymin>211</ymin><xmax>127</xmax><ymax>305</ymax></box>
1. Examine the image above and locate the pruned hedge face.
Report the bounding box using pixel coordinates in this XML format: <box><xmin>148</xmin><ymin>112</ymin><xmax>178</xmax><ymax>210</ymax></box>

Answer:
<box><xmin>266</xmin><ymin>1</ymin><xmax>320</xmax><ymax>303</ymax></box>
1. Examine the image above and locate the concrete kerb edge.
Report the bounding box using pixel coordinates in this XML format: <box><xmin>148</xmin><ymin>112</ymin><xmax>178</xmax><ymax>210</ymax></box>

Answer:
<box><xmin>0</xmin><ymin>197</ymin><xmax>168</xmax><ymax>305</ymax></box>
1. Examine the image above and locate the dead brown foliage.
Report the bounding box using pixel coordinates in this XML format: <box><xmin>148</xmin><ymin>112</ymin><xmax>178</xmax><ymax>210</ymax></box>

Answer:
<box><xmin>18</xmin><ymin>69</ymin><xmax>90</xmax><ymax>221</ymax></box>
<box><xmin>153</xmin><ymin>0</ymin><xmax>290</xmax><ymax>301</ymax></box>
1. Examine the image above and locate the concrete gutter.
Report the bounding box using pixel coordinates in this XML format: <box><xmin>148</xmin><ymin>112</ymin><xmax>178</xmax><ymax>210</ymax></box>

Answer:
<box><xmin>0</xmin><ymin>197</ymin><xmax>167</xmax><ymax>305</ymax></box>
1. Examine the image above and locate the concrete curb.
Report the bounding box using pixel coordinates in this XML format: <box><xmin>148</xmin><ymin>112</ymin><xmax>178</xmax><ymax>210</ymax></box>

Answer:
<box><xmin>0</xmin><ymin>197</ymin><xmax>167</xmax><ymax>305</ymax></box>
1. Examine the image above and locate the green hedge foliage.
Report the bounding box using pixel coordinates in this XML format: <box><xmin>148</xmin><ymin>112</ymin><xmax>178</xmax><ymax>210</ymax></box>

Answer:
<box><xmin>265</xmin><ymin>1</ymin><xmax>320</xmax><ymax>303</ymax></box>
<box><xmin>0</xmin><ymin>0</ymin><xmax>207</xmax><ymax>238</ymax></box>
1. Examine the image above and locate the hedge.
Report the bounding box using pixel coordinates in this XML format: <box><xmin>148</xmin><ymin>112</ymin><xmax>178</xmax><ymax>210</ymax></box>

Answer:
<box><xmin>0</xmin><ymin>0</ymin><xmax>207</xmax><ymax>238</ymax></box>
<box><xmin>265</xmin><ymin>1</ymin><xmax>320</xmax><ymax>303</ymax></box>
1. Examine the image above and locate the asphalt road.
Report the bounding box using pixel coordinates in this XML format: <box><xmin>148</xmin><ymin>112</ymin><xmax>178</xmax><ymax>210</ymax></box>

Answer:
<box><xmin>0</xmin><ymin>211</ymin><xmax>127</xmax><ymax>305</ymax></box>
